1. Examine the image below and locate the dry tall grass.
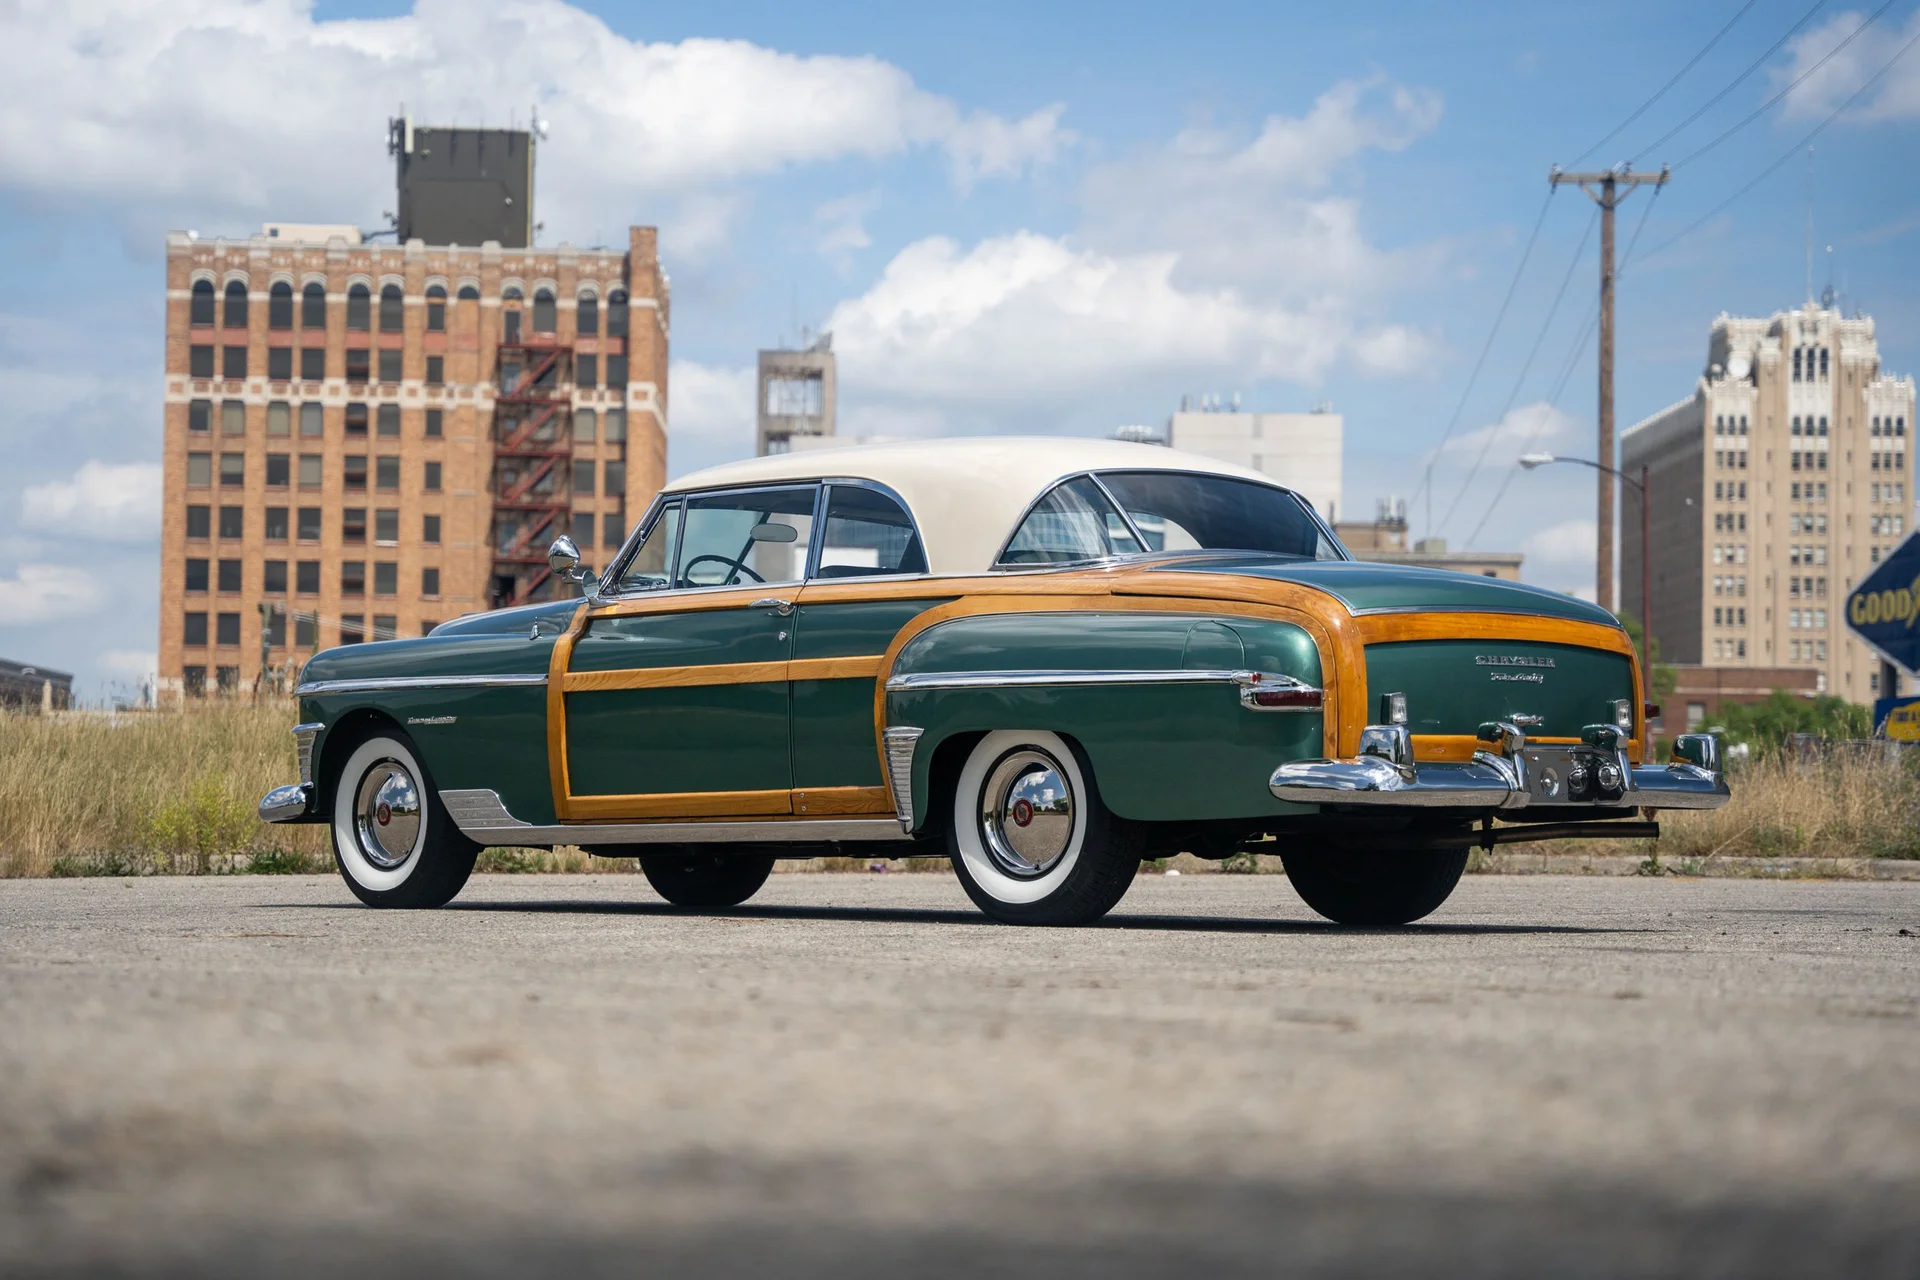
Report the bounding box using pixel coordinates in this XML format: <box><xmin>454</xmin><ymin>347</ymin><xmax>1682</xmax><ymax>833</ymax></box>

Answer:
<box><xmin>2</xmin><ymin>703</ymin><xmax>1914</xmax><ymax>876</ymax></box>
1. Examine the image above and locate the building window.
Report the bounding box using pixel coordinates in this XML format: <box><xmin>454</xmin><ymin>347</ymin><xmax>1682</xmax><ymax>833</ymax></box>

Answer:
<box><xmin>503</xmin><ymin>309</ymin><xmax>521</xmax><ymax>345</ymax></box>
<box><xmin>216</xmin><ymin>612</ymin><xmax>241</xmax><ymax>646</ymax></box>
<box><xmin>186</xmin><ymin>505</ymin><xmax>210</xmax><ymax>539</ymax></box>
<box><xmin>343</xmin><ymin>507</ymin><xmax>366</xmax><ymax>543</ymax></box>
<box><xmin>346</xmin><ymin>348</ymin><xmax>370</xmax><ymax>383</ymax></box>
<box><xmin>573</xmin><ymin>408</ymin><xmax>596</xmax><ymax>442</ymax></box>
<box><xmin>301</xmin><ymin>281</ymin><xmax>326</xmax><ymax>329</ymax></box>
<box><xmin>571</xmin><ymin>511</ymin><xmax>595</xmax><ymax>549</ymax></box>
<box><xmin>222</xmin><ymin>346</ymin><xmax>247</xmax><ymax>380</ymax></box>
<box><xmin>265</xmin><ymin>506</ymin><xmax>288</xmax><ymax>540</ymax></box>
<box><xmin>223</xmin><ymin>280</ymin><xmax>247</xmax><ymax>328</ymax></box>
<box><xmin>188</xmin><ymin>400</ymin><xmax>211</xmax><ymax>433</ymax></box>
<box><xmin>300</xmin><ymin>348</ymin><xmax>324</xmax><ymax>382</ymax></box>
<box><xmin>267</xmin><ymin>347</ymin><xmax>292</xmax><ymax>381</ymax></box>
<box><xmin>426</xmin><ymin>355</ymin><xmax>443</xmax><ymax>386</ymax></box>
<box><xmin>187</xmin><ymin>452</ymin><xmax>211</xmax><ymax>486</ymax></box>
<box><xmin>426</xmin><ymin>284</ymin><xmax>446</xmax><ymax>332</ymax></box>
<box><xmin>607</xmin><ymin>290</ymin><xmax>629</xmax><ymax>337</ymax></box>
<box><xmin>294</xmin><ymin>615</ymin><xmax>316</xmax><ymax>648</ymax></box>
<box><xmin>1820</xmin><ymin>348</ymin><xmax>1829</xmax><ymax>379</ymax></box>
<box><xmin>372</xmin><ymin>614</ymin><xmax>397</xmax><ymax>641</ymax></box>
<box><xmin>341</xmin><ymin>561</ymin><xmax>365</xmax><ymax>596</ymax></box>
<box><xmin>578</xmin><ymin>293</ymin><xmax>598</xmax><ymax>336</ymax></box>
<box><xmin>379</xmin><ymin>284</ymin><xmax>403</xmax><ymax>332</ymax></box>
<box><xmin>263</xmin><ymin>560</ymin><xmax>287</xmax><ymax>593</ymax></box>
<box><xmin>347</xmin><ymin>283</ymin><xmax>370</xmax><ymax>330</ymax></box>
<box><xmin>265</xmin><ymin>453</ymin><xmax>289</xmax><ymax>487</ymax></box>
<box><xmin>374</xmin><ymin>562</ymin><xmax>397</xmax><ymax>596</ymax></box>
<box><xmin>605</xmin><ymin>409</ymin><xmax>626</xmax><ymax>442</ymax></box>
<box><xmin>533</xmin><ymin>288</ymin><xmax>557</xmax><ymax>333</ymax></box>
<box><xmin>426</xmin><ymin>409</ymin><xmax>443</xmax><ymax>438</ymax></box>
<box><xmin>606</xmin><ymin>354</ymin><xmax>628</xmax><ymax>389</ymax></box>
<box><xmin>298</xmin><ymin>454</ymin><xmax>322</xmax><ymax>488</ymax></box>
<box><xmin>339</xmin><ymin>614</ymin><xmax>364</xmax><ymax>645</ymax></box>
<box><xmin>458</xmin><ymin>284</ymin><xmax>480</xmax><ymax>301</ymax></box>
<box><xmin>424</xmin><ymin>461</ymin><xmax>441</xmax><ymax>492</ymax></box>
<box><xmin>576</xmin><ymin>353</ymin><xmax>597</xmax><ymax>389</ymax></box>
<box><xmin>185</xmin><ymin>558</ymin><xmax>209</xmax><ymax>592</ymax></box>
<box><xmin>220</xmin><ymin>400</ymin><xmax>244</xmax><ymax>435</ymax></box>
<box><xmin>604</xmin><ymin>512</ymin><xmax>625</xmax><ymax>549</ymax></box>
<box><xmin>263</xmin><ymin>607</ymin><xmax>285</xmax><ymax>648</ymax></box>
<box><xmin>268</xmin><ymin>281</ymin><xmax>293</xmax><ymax>330</ymax></box>
<box><xmin>377</xmin><ymin>349</ymin><xmax>402</xmax><ymax>383</ymax></box>
<box><xmin>604</xmin><ymin>460</ymin><xmax>625</xmax><ymax>494</ymax></box>
<box><xmin>377</xmin><ymin>403</ymin><xmax>400</xmax><ymax>437</ymax></box>
<box><xmin>219</xmin><ymin>453</ymin><xmax>245</xmax><ymax>486</ymax></box>
<box><xmin>376</xmin><ymin>456</ymin><xmax>400</xmax><ymax>490</ymax></box>
<box><xmin>374</xmin><ymin>509</ymin><xmax>398</xmax><ymax>544</ymax></box>
<box><xmin>345</xmin><ymin>456</ymin><xmax>367</xmax><ymax>490</ymax></box>
<box><xmin>183</xmin><ymin>613</ymin><xmax>208</xmax><ymax>646</ymax></box>
<box><xmin>344</xmin><ymin>403</ymin><xmax>369</xmax><ymax>437</ymax></box>
<box><xmin>218</xmin><ymin>505</ymin><xmax>244</xmax><ymax>538</ymax></box>
<box><xmin>1793</xmin><ymin>349</ymin><xmax>1802</xmax><ymax>381</ymax></box>
<box><xmin>190</xmin><ymin>279</ymin><xmax>216</xmax><ymax>326</ymax></box>
<box><xmin>217</xmin><ymin>559</ymin><xmax>241</xmax><ymax>592</ymax></box>
<box><xmin>190</xmin><ymin>345</ymin><xmax>215</xmax><ymax>378</ymax></box>
<box><xmin>266</xmin><ymin>402</ymin><xmax>290</xmax><ymax>437</ymax></box>
<box><xmin>423</xmin><ymin>514</ymin><xmax>441</xmax><ymax>544</ymax></box>
<box><xmin>296</xmin><ymin>559</ymin><xmax>319</xmax><ymax>592</ymax></box>
<box><xmin>572</xmin><ymin>459</ymin><xmax>596</xmax><ymax>495</ymax></box>
<box><xmin>422</xmin><ymin>566</ymin><xmax>440</xmax><ymax>596</ymax></box>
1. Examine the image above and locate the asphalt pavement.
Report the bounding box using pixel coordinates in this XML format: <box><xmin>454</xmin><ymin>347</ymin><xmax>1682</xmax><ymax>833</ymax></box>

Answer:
<box><xmin>2</xmin><ymin>871</ymin><xmax>1918</xmax><ymax>1277</ymax></box>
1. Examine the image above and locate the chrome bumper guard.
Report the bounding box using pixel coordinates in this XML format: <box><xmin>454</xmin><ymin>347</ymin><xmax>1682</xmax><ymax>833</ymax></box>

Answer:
<box><xmin>1269</xmin><ymin>722</ymin><xmax>1730</xmax><ymax>813</ymax></box>
<box><xmin>258</xmin><ymin>782</ymin><xmax>315</xmax><ymax>823</ymax></box>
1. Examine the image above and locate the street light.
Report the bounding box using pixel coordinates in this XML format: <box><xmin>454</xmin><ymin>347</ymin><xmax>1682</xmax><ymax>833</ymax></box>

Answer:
<box><xmin>1518</xmin><ymin>452</ymin><xmax>1654</xmax><ymax>659</ymax></box>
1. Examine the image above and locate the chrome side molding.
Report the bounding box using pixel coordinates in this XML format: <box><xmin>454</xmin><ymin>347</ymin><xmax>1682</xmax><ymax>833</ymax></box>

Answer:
<box><xmin>437</xmin><ymin>789</ymin><xmax>904</xmax><ymax>847</ymax></box>
<box><xmin>294</xmin><ymin>673</ymin><xmax>549</xmax><ymax>697</ymax></box>
<box><xmin>882</xmin><ymin>727</ymin><xmax>924</xmax><ymax>833</ymax></box>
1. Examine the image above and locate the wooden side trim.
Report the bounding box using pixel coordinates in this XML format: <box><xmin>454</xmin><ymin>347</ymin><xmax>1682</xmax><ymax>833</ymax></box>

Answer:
<box><xmin>566</xmin><ymin>789</ymin><xmax>794</xmax><ymax>821</ymax></box>
<box><xmin>546</xmin><ymin>605</ymin><xmax>588</xmax><ymax>822</ymax></box>
<box><xmin>790</xmin><ymin>655</ymin><xmax>884</xmax><ymax>682</ymax></box>
<box><xmin>792</xmin><ymin>785</ymin><xmax>892</xmax><ymax>815</ymax></box>
<box><xmin>562</xmin><ymin>660</ymin><xmax>788</xmax><ymax>694</ymax></box>
<box><xmin>1352</xmin><ymin>611</ymin><xmax>1635</xmax><ymax>654</ymax></box>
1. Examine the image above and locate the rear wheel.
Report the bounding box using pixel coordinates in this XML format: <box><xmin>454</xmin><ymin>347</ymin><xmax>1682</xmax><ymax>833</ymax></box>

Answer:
<box><xmin>639</xmin><ymin>849</ymin><xmax>776</xmax><ymax>908</ymax></box>
<box><xmin>947</xmin><ymin>731</ymin><xmax>1143</xmax><ymax>926</ymax></box>
<box><xmin>329</xmin><ymin>731</ymin><xmax>479</xmax><ymax>908</ymax></box>
<box><xmin>1280</xmin><ymin>846</ymin><xmax>1468</xmax><ymax>926</ymax></box>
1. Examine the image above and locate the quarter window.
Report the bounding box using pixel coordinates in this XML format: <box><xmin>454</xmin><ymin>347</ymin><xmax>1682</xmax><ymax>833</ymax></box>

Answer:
<box><xmin>998</xmin><ymin>477</ymin><xmax>1143</xmax><ymax>565</ymax></box>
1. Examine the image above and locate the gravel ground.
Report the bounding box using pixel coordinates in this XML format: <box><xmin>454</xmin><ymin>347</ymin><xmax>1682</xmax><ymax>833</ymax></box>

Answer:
<box><xmin>2</xmin><ymin>872</ymin><xmax>1918</xmax><ymax>1277</ymax></box>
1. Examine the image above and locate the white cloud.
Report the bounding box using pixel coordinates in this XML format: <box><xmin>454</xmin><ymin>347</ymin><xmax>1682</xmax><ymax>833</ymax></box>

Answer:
<box><xmin>1439</xmin><ymin>401</ymin><xmax>1577</xmax><ymax>457</ymax></box>
<box><xmin>1779</xmin><ymin>9</ymin><xmax>1920</xmax><ymax>122</ymax></box>
<box><xmin>21</xmin><ymin>461</ymin><xmax>162</xmax><ymax>543</ymax></box>
<box><xmin>668</xmin><ymin>360</ymin><xmax>755</xmax><ymax>438</ymax></box>
<box><xmin>99</xmin><ymin>650</ymin><xmax>158</xmax><ymax>683</ymax></box>
<box><xmin>814</xmin><ymin>190</ymin><xmax>881</xmax><ymax>260</ymax></box>
<box><xmin>0</xmin><ymin>564</ymin><xmax>108</xmax><ymax>625</ymax></box>
<box><xmin>1522</xmin><ymin>518</ymin><xmax>1598</xmax><ymax>568</ymax></box>
<box><xmin>0</xmin><ymin>0</ymin><xmax>1070</xmax><ymax>246</ymax></box>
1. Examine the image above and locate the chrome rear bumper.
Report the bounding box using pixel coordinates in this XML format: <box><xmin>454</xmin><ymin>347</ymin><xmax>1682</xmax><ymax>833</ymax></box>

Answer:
<box><xmin>1270</xmin><ymin>724</ymin><xmax>1731</xmax><ymax>813</ymax></box>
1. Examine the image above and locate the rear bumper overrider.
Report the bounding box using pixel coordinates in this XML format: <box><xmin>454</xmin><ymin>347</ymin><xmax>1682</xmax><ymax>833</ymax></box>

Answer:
<box><xmin>1270</xmin><ymin>722</ymin><xmax>1730</xmax><ymax>813</ymax></box>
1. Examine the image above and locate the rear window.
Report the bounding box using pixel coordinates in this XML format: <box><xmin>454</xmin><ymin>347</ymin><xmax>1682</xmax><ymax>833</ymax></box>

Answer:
<box><xmin>997</xmin><ymin>471</ymin><xmax>1342</xmax><ymax>567</ymax></box>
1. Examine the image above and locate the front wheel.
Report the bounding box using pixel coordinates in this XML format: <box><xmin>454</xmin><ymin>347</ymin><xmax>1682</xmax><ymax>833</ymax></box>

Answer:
<box><xmin>329</xmin><ymin>730</ymin><xmax>479</xmax><ymax>908</ymax></box>
<box><xmin>639</xmin><ymin>850</ymin><xmax>776</xmax><ymax>908</ymax></box>
<box><xmin>947</xmin><ymin>731</ymin><xmax>1143</xmax><ymax>926</ymax></box>
<box><xmin>1280</xmin><ymin>846</ymin><xmax>1468</xmax><ymax>926</ymax></box>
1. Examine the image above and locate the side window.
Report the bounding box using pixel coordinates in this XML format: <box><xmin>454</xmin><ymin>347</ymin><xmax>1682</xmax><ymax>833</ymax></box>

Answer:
<box><xmin>674</xmin><ymin>486</ymin><xmax>818</xmax><ymax>588</ymax></box>
<box><xmin>815</xmin><ymin>485</ymin><xmax>926</xmax><ymax>578</ymax></box>
<box><xmin>614</xmin><ymin>503</ymin><xmax>679</xmax><ymax>593</ymax></box>
<box><xmin>997</xmin><ymin>477</ymin><xmax>1143</xmax><ymax>566</ymax></box>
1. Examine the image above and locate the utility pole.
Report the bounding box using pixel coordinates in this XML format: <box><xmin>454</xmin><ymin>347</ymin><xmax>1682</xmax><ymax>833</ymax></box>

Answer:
<box><xmin>1549</xmin><ymin>164</ymin><xmax>1668</xmax><ymax>612</ymax></box>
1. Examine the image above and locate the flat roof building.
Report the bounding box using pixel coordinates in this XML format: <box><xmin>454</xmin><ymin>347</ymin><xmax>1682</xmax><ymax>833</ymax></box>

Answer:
<box><xmin>1165</xmin><ymin>402</ymin><xmax>1342</xmax><ymax>520</ymax></box>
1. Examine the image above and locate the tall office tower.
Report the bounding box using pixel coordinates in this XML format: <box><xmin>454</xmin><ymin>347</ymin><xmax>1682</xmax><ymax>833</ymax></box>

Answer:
<box><xmin>1623</xmin><ymin>301</ymin><xmax>1916</xmax><ymax>703</ymax></box>
<box><xmin>157</xmin><ymin>218</ymin><xmax>669</xmax><ymax>700</ymax></box>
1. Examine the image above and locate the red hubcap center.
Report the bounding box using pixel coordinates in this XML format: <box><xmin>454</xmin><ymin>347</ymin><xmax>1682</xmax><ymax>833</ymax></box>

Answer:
<box><xmin>376</xmin><ymin>803</ymin><xmax>391</xmax><ymax>826</ymax></box>
<box><xmin>1011</xmin><ymin>798</ymin><xmax>1034</xmax><ymax>827</ymax></box>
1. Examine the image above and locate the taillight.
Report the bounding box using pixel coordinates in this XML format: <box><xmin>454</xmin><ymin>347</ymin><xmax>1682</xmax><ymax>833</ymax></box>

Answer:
<box><xmin>1236</xmin><ymin>672</ymin><xmax>1323</xmax><ymax>712</ymax></box>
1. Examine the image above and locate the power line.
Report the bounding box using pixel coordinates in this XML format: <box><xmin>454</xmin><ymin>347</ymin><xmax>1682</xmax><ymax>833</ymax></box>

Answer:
<box><xmin>1634</xmin><ymin>21</ymin><xmax>1920</xmax><ymax>267</ymax></box>
<box><xmin>1569</xmin><ymin>0</ymin><xmax>1763</xmax><ymax>168</ymax></box>
<box><xmin>1673</xmin><ymin>0</ymin><xmax>1899</xmax><ymax>170</ymax></box>
<box><xmin>1632</xmin><ymin>0</ymin><xmax>1830</xmax><ymax>161</ymax></box>
<box><xmin>1463</xmin><ymin>188</ymin><xmax>1665</xmax><ymax>550</ymax></box>
<box><xmin>1437</xmin><ymin>207</ymin><xmax>1599</xmax><ymax>535</ymax></box>
<box><xmin>1410</xmin><ymin>190</ymin><xmax>1556</xmax><ymax>535</ymax></box>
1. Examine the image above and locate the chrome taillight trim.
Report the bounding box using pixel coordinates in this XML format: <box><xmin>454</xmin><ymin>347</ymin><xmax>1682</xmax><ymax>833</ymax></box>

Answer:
<box><xmin>292</xmin><ymin>722</ymin><xmax>324</xmax><ymax>787</ymax></box>
<box><xmin>882</xmin><ymin>726</ymin><xmax>925</xmax><ymax>833</ymax></box>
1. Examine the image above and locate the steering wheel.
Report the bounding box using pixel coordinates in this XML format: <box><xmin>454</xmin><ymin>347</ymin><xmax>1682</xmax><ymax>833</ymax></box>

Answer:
<box><xmin>679</xmin><ymin>553</ymin><xmax>764</xmax><ymax>588</ymax></box>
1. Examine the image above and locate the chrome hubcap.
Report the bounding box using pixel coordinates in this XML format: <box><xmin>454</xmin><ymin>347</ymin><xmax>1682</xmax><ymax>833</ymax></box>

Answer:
<box><xmin>354</xmin><ymin>761</ymin><xmax>421</xmax><ymax>869</ymax></box>
<box><xmin>979</xmin><ymin>749</ymin><xmax>1074</xmax><ymax>878</ymax></box>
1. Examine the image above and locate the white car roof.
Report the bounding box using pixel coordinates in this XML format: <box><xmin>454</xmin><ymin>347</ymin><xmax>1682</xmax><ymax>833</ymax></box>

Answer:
<box><xmin>660</xmin><ymin>436</ymin><xmax>1293</xmax><ymax>575</ymax></box>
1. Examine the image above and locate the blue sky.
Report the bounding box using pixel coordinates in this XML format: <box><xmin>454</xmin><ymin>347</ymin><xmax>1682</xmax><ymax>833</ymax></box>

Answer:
<box><xmin>3</xmin><ymin>0</ymin><xmax>1918</xmax><ymax>699</ymax></box>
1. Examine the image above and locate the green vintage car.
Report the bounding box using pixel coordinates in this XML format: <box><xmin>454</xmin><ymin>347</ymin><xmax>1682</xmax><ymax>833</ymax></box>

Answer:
<box><xmin>261</xmin><ymin>437</ymin><xmax>1728</xmax><ymax>925</ymax></box>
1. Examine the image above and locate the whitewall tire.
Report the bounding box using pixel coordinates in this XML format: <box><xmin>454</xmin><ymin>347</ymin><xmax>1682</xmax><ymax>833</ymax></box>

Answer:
<box><xmin>329</xmin><ymin>731</ymin><xmax>478</xmax><ymax>908</ymax></box>
<box><xmin>947</xmin><ymin>731</ymin><xmax>1143</xmax><ymax>926</ymax></box>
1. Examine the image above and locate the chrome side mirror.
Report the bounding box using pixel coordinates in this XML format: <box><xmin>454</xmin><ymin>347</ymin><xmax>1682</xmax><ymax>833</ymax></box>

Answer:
<box><xmin>547</xmin><ymin>535</ymin><xmax>599</xmax><ymax>595</ymax></box>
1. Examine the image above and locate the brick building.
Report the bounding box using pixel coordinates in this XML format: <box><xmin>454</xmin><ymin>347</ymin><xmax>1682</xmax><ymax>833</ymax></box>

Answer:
<box><xmin>158</xmin><ymin>224</ymin><xmax>668</xmax><ymax>699</ymax></box>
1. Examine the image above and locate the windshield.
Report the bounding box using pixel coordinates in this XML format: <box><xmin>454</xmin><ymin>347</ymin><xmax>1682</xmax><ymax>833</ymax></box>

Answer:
<box><xmin>997</xmin><ymin>471</ymin><xmax>1344</xmax><ymax>567</ymax></box>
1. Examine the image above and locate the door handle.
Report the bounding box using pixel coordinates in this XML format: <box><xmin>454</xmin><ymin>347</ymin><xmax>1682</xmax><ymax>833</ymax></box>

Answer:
<box><xmin>751</xmin><ymin>597</ymin><xmax>795</xmax><ymax>616</ymax></box>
